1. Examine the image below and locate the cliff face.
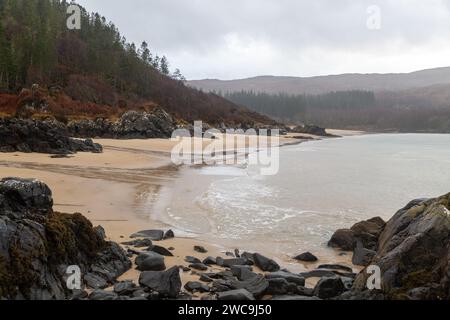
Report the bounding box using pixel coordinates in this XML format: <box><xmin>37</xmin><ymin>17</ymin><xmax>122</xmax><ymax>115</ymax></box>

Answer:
<box><xmin>336</xmin><ymin>193</ymin><xmax>450</xmax><ymax>300</ymax></box>
<box><xmin>0</xmin><ymin>178</ymin><xmax>131</xmax><ymax>300</ymax></box>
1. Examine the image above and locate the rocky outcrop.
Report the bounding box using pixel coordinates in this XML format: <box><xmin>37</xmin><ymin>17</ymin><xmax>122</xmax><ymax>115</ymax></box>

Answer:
<box><xmin>0</xmin><ymin>178</ymin><xmax>131</xmax><ymax>300</ymax></box>
<box><xmin>292</xmin><ymin>124</ymin><xmax>333</xmax><ymax>137</ymax></box>
<box><xmin>68</xmin><ymin>109</ymin><xmax>176</xmax><ymax>139</ymax></box>
<box><xmin>343</xmin><ymin>194</ymin><xmax>450</xmax><ymax>300</ymax></box>
<box><xmin>0</xmin><ymin>118</ymin><xmax>102</xmax><ymax>154</ymax></box>
<box><xmin>328</xmin><ymin>216</ymin><xmax>386</xmax><ymax>258</ymax></box>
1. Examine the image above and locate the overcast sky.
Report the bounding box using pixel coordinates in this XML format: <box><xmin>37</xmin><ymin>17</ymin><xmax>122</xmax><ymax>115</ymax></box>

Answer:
<box><xmin>76</xmin><ymin>0</ymin><xmax>450</xmax><ymax>80</ymax></box>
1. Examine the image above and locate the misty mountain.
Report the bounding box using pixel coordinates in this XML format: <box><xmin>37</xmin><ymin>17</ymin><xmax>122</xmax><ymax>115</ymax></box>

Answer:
<box><xmin>188</xmin><ymin>67</ymin><xmax>450</xmax><ymax>95</ymax></box>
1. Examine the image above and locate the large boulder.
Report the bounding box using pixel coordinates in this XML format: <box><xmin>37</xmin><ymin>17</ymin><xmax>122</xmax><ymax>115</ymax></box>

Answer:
<box><xmin>0</xmin><ymin>177</ymin><xmax>53</xmax><ymax>214</ymax></box>
<box><xmin>0</xmin><ymin>178</ymin><xmax>131</xmax><ymax>300</ymax></box>
<box><xmin>328</xmin><ymin>216</ymin><xmax>386</xmax><ymax>251</ymax></box>
<box><xmin>328</xmin><ymin>229</ymin><xmax>357</xmax><ymax>251</ymax></box>
<box><xmin>139</xmin><ymin>266</ymin><xmax>182</xmax><ymax>298</ymax></box>
<box><xmin>351</xmin><ymin>194</ymin><xmax>450</xmax><ymax>300</ymax></box>
<box><xmin>135</xmin><ymin>252</ymin><xmax>166</xmax><ymax>271</ymax></box>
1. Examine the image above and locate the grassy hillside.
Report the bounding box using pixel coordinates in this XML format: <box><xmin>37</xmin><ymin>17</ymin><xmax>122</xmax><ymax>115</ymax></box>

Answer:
<box><xmin>0</xmin><ymin>0</ymin><xmax>273</xmax><ymax>126</ymax></box>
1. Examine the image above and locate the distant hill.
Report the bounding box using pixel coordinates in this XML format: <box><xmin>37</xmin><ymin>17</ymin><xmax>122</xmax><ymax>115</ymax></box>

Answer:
<box><xmin>194</xmin><ymin>68</ymin><xmax>450</xmax><ymax>132</ymax></box>
<box><xmin>188</xmin><ymin>67</ymin><xmax>450</xmax><ymax>95</ymax></box>
<box><xmin>0</xmin><ymin>0</ymin><xmax>273</xmax><ymax>126</ymax></box>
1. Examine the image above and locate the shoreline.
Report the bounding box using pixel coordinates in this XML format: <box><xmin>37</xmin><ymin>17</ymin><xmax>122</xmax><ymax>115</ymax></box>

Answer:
<box><xmin>0</xmin><ymin>130</ymin><xmax>365</xmax><ymax>290</ymax></box>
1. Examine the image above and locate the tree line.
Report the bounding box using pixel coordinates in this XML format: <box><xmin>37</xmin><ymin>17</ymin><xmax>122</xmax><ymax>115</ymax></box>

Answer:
<box><xmin>0</xmin><ymin>0</ymin><xmax>185</xmax><ymax>93</ymax></box>
<box><xmin>222</xmin><ymin>90</ymin><xmax>376</xmax><ymax>121</ymax></box>
<box><xmin>222</xmin><ymin>90</ymin><xmax>450</xmax><ymax>132</ymax></box>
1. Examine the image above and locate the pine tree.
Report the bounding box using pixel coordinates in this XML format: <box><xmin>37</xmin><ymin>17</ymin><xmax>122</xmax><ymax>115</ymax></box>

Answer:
<box><xmin>152</xmin><ymin>55</ymin><xmax>161</xmax><ymax>70</ymax></box>
<box><xmin>139</xmin><ymin>41</ymin><xmax>151</xmax><ymax>65</ymax></box>
<box><xmin>160</xmin><ymin>56</ymin><xmax>170</xmax><ymax>75</ymax></box>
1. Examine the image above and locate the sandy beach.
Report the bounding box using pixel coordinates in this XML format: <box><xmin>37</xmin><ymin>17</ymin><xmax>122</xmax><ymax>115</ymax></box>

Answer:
<box><xmin>0</xmin><ymin>131</ymin><xmax>362</xmax><ymax>289</ymax></box>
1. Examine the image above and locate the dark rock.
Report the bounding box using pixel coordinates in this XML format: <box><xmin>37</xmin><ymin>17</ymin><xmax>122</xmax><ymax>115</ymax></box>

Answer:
<box><xmin>253</xmin><ymin>253</ymin><xmax>280</xmax><ymax>272</ymax></box>
<box><xmin>328</xmin><ymin>229</ymin><xmax>356</xmax><ymax>251</ymax></box>
<box><xmin>88</xmin><ymin>290</ymin><xmax>118</xmax><ymax>301</ymax></box>
<box><xmin>217</xmin><ymin>289</ymin><xmax>255</xmax><ymax>301</ymax></box>
<box><xmin>215</xmin><ymin>271</ymin><xmax>235</xmax><ymax>280</ymax></box>
<box><xmin>351</xmin><ymin>194</ymin><xmax>450</xmax><ymax>299</ymax></box>
<box><xmin>139</xmin><ymin>266</ymin><xmax>182</xmax><ymax>298</ymax></box>
<box><xmin>234</xmin><ymin>249</ymin><xmax>241</xmax><ymax>258</ymax></box>
<box><xmin>328</xmin><ymin>217</ymin><xmax>386</xmax><ymax>252</ymax></box>
<box><xmin>225</xmin><ymin>252</ymin><xmax>235</xmax><ymax>257</ymax></box>
<box><xmin>189</xmin><ymin>263</ymin><xmax>208</xmax><ymax>271</ymax></box>
<box><xmin>163</xmin><ymin>229</ymin><xmax>175</xmax><ymax>239</ymax></box>
<box><xmin>266</xmin><ymin>278</ymin><xmax>290</xmax><ymax>295</ymax></box>
<box><xmin>352</xmin><ymin>242</ymin><xmax>376</xmax><ymax>266</ymax></box>
<box><xmin>314</xmin><ymin>277</ymin><xmax>346</xmax><ymax>299</ymax></box>
<box><xmin>216</xmin><ymin>257</ymin><xmax>224</xmax><ymax>266</ymax></box>
<box><xmin>0</xmin><ymin>118</ymin><xmax>103</xmax><ymax>154</ymax></box>
<box><xmin>317</xmin><ymin>264</ymin><xmax>353</xmax><ymax>273</ymax></box>
<box><xmin>114</xmin><ymin>281</ymin><xmax>136</xmax><ymax>295</ymax></box>
<box><xmin>184</xmin><ymin>281</ymin><xmax>210</xmax><ymax>293</ymax></box>
<box><xmin>230</xmin><ymin>274</ymin><xmax>269</xmax><ymax>297</ymax></box>
<box><xmin>0</xmin><ymin>178</ymin><xmax>131</xmax><ymax>300</ymax></box>
<box><xmin>300</xmin><ymin>269</ymin><xmax>356</xmax><ymax>279</ymax></box>
<box><xmin>350</xmin><ymin>217</ymin><xmax>386</xmax><ymax>251</ymax></box>
<box><xmin>132</xmin><ymin>289</ymin><xmax>149</xmax><ymax>299</ymax></box>
<box><xmin>294</xmin><ymin>252</ymin><xmax>318</xmax><ymax>262</ymax></box>
<box><xmin>68</xmin><ymin>108</ymin><xmax>176</xmax><ymax>140</ymax></box>
<box><xmin>199</xmin><ymin>274</ymin><xmax>213</xmax><ymax>283</ymax></box>
<box><xmin>0</xmin><ymin>177</ymin><xmax>53</xmax><ymax>214</ymax></box>
<box><xmin>94</xmin><ymin>225</ymin><xmax>106</xmax><ymax>240</ymax></box>
<box><xmin>194</xmin><ymin>245</ymin><xmax>208</xmax><ymax>253</ymax></box>
<box><xmin>202</xmin><ymin>256</ymin><xmax>217</xmax><ymax>265</ymax></box>
<box><xmin>121</xmin><ymin>238</ymin><xmax>153</xmax><ymax>248</ymax></box>
<box><xmin>230</xmin><ymin>265</ymin><xmax>253</xmax><ymax>279</ymax></box>
<box><xmin>148</xmin><ymin>245</ymin><xmax>174</xmax><ymax>257</ymax></box>
<box><xmin>130</xmin><ymin>230</ymin><xmax>164</xmax><ymax>241</ymax></box>
<box><xmin>240</xmin><ymin>252</ymin><xmax>255</xmax><ymax>265</ymax></box>
<box><xmin>185</xmin><ymin>256</ymin><xmax>202</xmax><ymax>264</ymax></box>
<box><xmin>220</xmin><ymin>258</ymin><xmax>250</xmax><ymax>268</ymax></box>
<box><xmin>238</xmin><ymin>269</ymin><xmax>259</xmax><ymax>281</ymax></box>
<box><xmin>84</xmin><ymin>273</ymin><xmax>108</xmax><ymax>289</ymax></box>
<box><xmin>266</xmin><ymin>271</ymin><xmax>305</xmax><ymax>286</ymax></box>
<box><xmin>292</xmin><ymin>124</ymin><xmax>330</xmax><ymax>137</ymax></box>
<box><xmin>135</xmin><ymin>252</ymin><xmax>166</xmax><ymax>271</ymax></box>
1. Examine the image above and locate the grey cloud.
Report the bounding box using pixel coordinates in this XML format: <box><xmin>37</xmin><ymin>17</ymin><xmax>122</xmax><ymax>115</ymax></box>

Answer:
<box><xmin>76</xmin><ymin>0</ymin><xmax>450</xmax><ymax>79</ymax></box>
